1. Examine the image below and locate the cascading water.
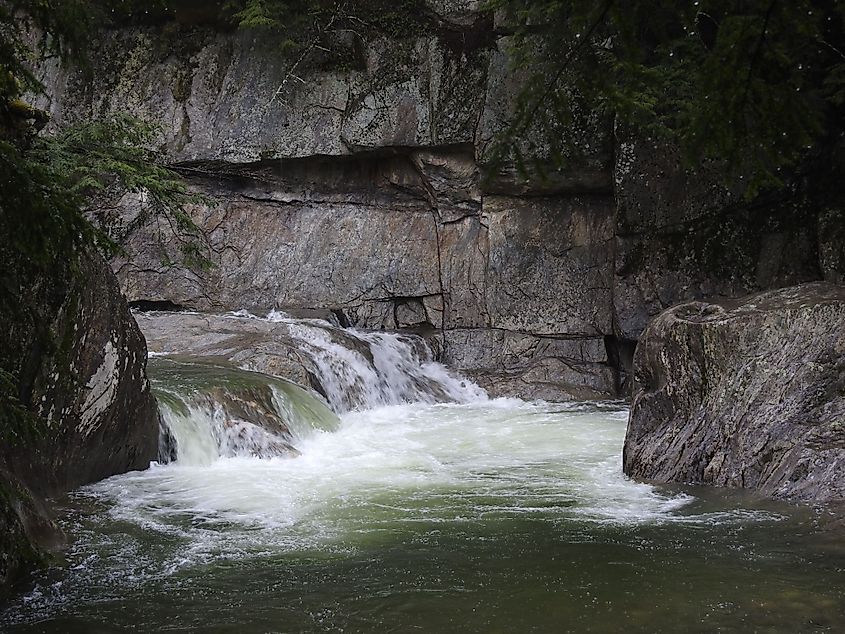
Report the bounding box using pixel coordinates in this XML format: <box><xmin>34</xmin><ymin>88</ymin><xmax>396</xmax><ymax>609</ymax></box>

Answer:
<box><xmin>284</xmin><ymin>322</ymin><xmax>487</xmax><ymax>412</ymax></box>
<box><xmin>149</xmin><ymin>311</ymin><xmax>487</xmax><ymax>464</ymax></box>
<box><xmin>3</xmin><ymin>313</ymin><xmax>844</xmax><ymax>633</ymax></box>
<box><xmin>223</xmin><ymin>308</ymin><xmax>487</xmax><ymax>413</ymax></box>
<box><xmin>150</xmin><ymin>357</ymin><xmax>341</xmax><ymax>465</ymax></box>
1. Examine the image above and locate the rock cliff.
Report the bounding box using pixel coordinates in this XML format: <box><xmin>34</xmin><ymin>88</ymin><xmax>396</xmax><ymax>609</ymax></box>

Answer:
<box><xmin>33</xmin><ymin>3</ymin><xmax>843</xmax><ymax>399</ymax></box>
<box><xmin>624</xmin><ymin>283</ymin><xmax>845</xmax><ymax>503</ymax></box>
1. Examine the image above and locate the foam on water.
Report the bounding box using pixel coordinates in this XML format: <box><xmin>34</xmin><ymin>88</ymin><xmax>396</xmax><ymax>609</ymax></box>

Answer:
<box><xmin>3</xmin><ymin>362</ymin><xmax>801</xmax><ymax>631</ymax></box>
<box><xmin>150</xmin><ymin>358</ymin><xmax>341</xmax><ymax>464</ymax></box>
<box><xmin>84</xmin><ymin>400</ymin><xmax>775</xmax><ymax>553</ymax></box>
<box><xmin>6</xmin><ymin>397</ymin><xmax>789</xmax><ymax>627</ymax></box>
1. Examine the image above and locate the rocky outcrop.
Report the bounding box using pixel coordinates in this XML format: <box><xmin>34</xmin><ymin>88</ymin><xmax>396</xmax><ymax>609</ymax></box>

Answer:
<box><xmin>0</xmin><ymin>473</ymin><xmax>54</xmax><ymax>590</ymax></box>
<box><xmin>623</xmin><ymin>283</ymin><xmax>845</xmax><ymax>503</ymax></box>
<box><xmin>3</xmin><ymin>250</ymin><xmax>159</xmax><ymax>495</ymax></box>
<box><xmin>34</xmin><ymin>8</ymin><xmax>844</xmax><ymax>400</ymax></box>
<box><xmin>0</xmin><ymin>247</ymin><xmax>159</xmax><ymax>589</ymax></box>
<box><xmin>137</xmin><ymin>310</ymin><xmax>331</xmax><ymax>392</ymax></box>
<box><xmin>32</xmin><ymin>11</ymin><xmax>622</xmax><ymax>401</ymax></box>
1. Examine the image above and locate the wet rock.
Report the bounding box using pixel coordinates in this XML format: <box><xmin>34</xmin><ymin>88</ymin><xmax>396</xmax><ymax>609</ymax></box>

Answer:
<box><xmin>3</xmin><ymin>250</ymin><xmax>159</xmax><ymax>496</ymax></box>
<box><xmin>0</xmin><ymin>471</ymin><xmax>55</xmax><ymax>591</ymax></box>
<box><xmin>136</xmin><ymin>311</ymin><xmax>327</xmax><ymax>392</ymax></box>
<box><xmin>443</xmin><ymin>329</ymin><xmax>614</xmax><ymax>401</ymax></box>
<box><xmin>624</xmin><ymin>283</ymin><xmax>845</xmax><ymax>503</ymax></box>
<box><xmin>38</xmin><ymin>13</ymin><xmax>845</xmax><ymax>405</ymax></box>
<box><xmin>0</xmin><ymin>250</ymin><xmax>159</xmax><ymax>496</ymax></box>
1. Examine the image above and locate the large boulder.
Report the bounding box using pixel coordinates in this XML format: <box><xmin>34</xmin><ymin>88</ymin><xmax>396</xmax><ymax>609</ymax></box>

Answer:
<box><xmin>1</xmin><ymin>247</ymin><xmax>159</xmax><ymax>589</ymax></box>
<box><xmin>3</xmin><ymin>249</ymin><xmax>159</xmax><ymax>495</ymax></box>
<box><xmin>624</xmin><ymin>283</ymin><xmax>845</xmax><ymax>503</ymax></box>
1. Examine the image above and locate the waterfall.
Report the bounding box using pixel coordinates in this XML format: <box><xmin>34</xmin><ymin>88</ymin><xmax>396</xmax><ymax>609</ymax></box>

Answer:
<box><xmin>148</xmin><ymin>312</ymin><xmax>487</xmax><ymax>464</ymax></box>
<box><xmin>222</xmin><ymin>309</ymin><xmax>487</xmax><ymax>413</ymax></box>
<box><xmin>284</xmin><ymin>321</ymin><xmax>487</xmax><ymax>412</ymax></box>
<box><xmin>150</xmin><ymin>358</ymin><xmax>340</xmax><ymax>466</ymax></box>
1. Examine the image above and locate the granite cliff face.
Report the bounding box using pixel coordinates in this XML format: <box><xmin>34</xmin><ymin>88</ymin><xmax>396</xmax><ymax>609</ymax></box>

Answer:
<box><xmin>33</xmin><ymin>3</ymin><xmax>842</xmax><ymax>400</ymax></box>
<box><xmin>624</xmin><ymin>284</ymin><xmax>845</xmax><ymax>503</ymax></box>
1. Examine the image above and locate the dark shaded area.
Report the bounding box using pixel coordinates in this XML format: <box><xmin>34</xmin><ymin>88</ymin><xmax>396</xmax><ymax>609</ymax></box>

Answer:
<box><xmin>128</xmin><ymin>300</ymin><xmax>185</xmax><ymax>312</ymax></box>
<box><xmin>604</xmin><ymin>335</ymin><xmax>637</xmax><ymax>396</ymax></box>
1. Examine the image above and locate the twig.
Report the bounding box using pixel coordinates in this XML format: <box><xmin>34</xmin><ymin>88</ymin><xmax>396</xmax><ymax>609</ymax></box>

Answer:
<box><xmin>269</xmin><ymin>0</ymin><xmax>348</xmax><ymax>106</ymax></box>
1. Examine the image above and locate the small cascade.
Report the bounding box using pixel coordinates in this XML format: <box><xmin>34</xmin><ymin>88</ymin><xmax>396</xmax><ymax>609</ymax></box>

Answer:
<box><xmin>145</xmin><ymin>310</ymin><xmax>487</xmax><ymax>465</ymax></box>
<box><xmin>149</xmin><ymin>358</ymin><xmax>339</xmax><ymax>466</ymax></box>
<box><xmin>248</xmin><ymin>312</ymin><xmax>488</xmax><ymax>412</ymax></box>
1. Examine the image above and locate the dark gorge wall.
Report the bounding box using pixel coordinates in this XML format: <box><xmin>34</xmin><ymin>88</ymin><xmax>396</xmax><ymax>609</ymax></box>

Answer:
<box><xmin>33</xmin><ymin>1</ymin><xmax>842</xmax><ymax>400</ymax></box>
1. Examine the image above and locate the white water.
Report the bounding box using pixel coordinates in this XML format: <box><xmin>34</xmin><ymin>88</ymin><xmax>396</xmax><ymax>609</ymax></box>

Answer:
<box><xmin>151</xmin><ymin>358</ymin><xmax>340</xmax><ymax>465</ymax></box>
<box><xmin>139</xmin><ymin>314</ymin><xmax>779</xmax><ymax>545</ymax></box>
<box><xmin>3</xmin><ymin>397</ymin><xmax>829</xmax><ymax>633</ymax></box>
<box><xmin>74</xmin><ymin>400</ymin><xmax>781</xmax><ymax>568</ymax></box>
<box><xmin>224</xmin><ymin>309</ymin><xmax>487</xmax><ymax>412</ymax></box>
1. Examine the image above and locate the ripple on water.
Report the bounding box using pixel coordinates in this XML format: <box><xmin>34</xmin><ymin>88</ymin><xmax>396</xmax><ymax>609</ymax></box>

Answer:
<box><xmin>3</xmin><ymin>401</ymin><xmax>843</xmax><ymax>634</ymax></box>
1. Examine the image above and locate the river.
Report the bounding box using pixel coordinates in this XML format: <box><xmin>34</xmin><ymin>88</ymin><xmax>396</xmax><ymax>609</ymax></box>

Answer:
<box><xmin>2</xmin><ymin>318</ymin><xmax>843</xmax><ymax>633</ymax></box>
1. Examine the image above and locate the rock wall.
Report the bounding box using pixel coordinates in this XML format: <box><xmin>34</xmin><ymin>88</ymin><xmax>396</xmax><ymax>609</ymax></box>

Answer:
<box><xmin>0</xmin><ymin>247</ymin><xmax>160</xmax><ymax>589</ymax></box>
<box><xmin>623</xmin><ymin>284</ymin><xmax>845</xmax><ymax>503</ymax></box>
<box><xmin>34</xmin><ymin>4</ymin><xmax>842</xmax><ymax>399</ymax></box>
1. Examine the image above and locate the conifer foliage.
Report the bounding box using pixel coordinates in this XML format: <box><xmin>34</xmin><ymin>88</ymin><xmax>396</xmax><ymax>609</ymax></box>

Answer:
<box><xmin>486</xmin><ymin>0</ymin><xmax>845</xmax><ymax>196</ymax></box>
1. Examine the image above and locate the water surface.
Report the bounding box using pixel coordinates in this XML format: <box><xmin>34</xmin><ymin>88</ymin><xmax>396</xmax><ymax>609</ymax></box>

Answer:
<box><xmin>3</xmin><ymin>400</ymin><xmax>843</xmax><ymax>633</ymax></box>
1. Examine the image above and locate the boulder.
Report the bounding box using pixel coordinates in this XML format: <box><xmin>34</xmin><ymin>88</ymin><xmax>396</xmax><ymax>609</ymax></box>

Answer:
<box><xmin>1</xmin><ymin>247</ymin><xmax>159</xmax><ymax>589</ymax></box>
<box><xmin>136</xmin><ymin>311</ymin><xmax>326</xmax><ymax>392</ymax></box>
<box><xmin>3</xmin><ymin>249</ymin><xmax>159</xmax><ymax>496</ymax></box>
<box><xmin>624</xmin><ymin>283</ymin><xmax>845</xmax><ymax>503</ymax></box>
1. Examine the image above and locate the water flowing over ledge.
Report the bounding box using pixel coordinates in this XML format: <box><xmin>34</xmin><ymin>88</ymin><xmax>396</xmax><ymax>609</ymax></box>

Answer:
<box><xmin>140</xmin><ymin>309</ymin><xmax>487</xmax><ymax>414</ymax></box>
<box><xmin>145</xmin><ymin>309</ymin><xmax>488</xmax><ymax>463</ymax></box>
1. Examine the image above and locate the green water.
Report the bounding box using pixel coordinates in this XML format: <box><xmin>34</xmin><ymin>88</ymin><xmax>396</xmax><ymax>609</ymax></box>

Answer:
<box><xmin>2</xmin><ymin>401</ymin><xmax>843</xmax><ymax>633</ymax></box>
